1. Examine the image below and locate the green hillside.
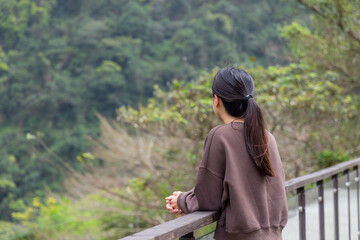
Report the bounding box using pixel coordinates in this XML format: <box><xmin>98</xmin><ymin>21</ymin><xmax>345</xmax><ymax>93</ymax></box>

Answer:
<box><xmin>0</xmin><ymin>0</ymin><xmax>359</xmax><ymax>239</ymax></box>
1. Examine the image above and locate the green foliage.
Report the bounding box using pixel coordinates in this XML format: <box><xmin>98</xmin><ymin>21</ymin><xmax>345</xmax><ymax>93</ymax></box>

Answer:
<box><xmin>0</xmin><ymin>0</ymin><xmax>55</xmax><ymax>48</ymax></box>
<box><xmin>272</xmin><ymin>0</ymin><xmax>360</xmax><ymax>174</ymax></box>
<box><xmin>0</xmin><ymin>179</ymin><xmax>16</xmax><ymax>189</ymax></box>
<box><xmin>0</xmin><ymin>221</ymin><xmax>26</xmax><ymax>240</ymax></box>
<box><xmin>0</xmin><ymin>47</ymin><xmax>8</xmax><ymax>72</ymax></box>
<box><xmin>317</xmin><ymin>150</ymin><xmax>350</xmax><ymax>169</ymax></box>
<box><xmin>109</xmin><ymin>0</ymin><xmax>360</xmax><ymax>233</ymax></box>
<box><xmin>96</xmin><ymin>60</ymin><xmax>122</xmax><ymax>74</ymax></box>
<box><xmin>117</xmin><ymin>70</ymin><xmax>218</xmax><ymax>139</ymax></box>
<box><xmin>1</xmin><ymin>0</ymin><xmax>359</xmax><ymax>239</ymax></box>
<box><xmin>280</xmin><ymin>0</ymin><xmax>360</xmax><ymax>90</ymax></box>
<box><xmin>9</xmin><ymin>196</ymin><xmax>103</xmax><ymax>240</ymax></box>
<box><xmin>0</xmin><ymin>1</ymin><xmax>301</xmax><ymax>221</ymax></box>
<box><xmin>250</xmin><ymin>64</ymin><xmax>351</xmax><ymax>122</ymax></box>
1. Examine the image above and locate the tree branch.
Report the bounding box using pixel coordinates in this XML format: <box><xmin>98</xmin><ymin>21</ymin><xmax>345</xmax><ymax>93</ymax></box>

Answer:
<box><xmin>97</xmin><ymin>185</ymin><xmax>164</xmax><ymax>210</ymax></box>
<box><xmin>297</xmin><ymin>0</ymin><xmax>360</xmax><ymax>43</ymax></box>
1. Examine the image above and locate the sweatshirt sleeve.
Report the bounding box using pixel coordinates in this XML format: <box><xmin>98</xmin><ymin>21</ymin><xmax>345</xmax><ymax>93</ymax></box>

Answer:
<box><xmin>177</xmin><ymin>126</ymin><xmax>225</xmax><ymax>214</ymax></box>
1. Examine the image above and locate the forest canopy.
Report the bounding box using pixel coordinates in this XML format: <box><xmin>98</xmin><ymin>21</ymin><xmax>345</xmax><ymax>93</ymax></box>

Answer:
<box><xmin>0</xmin><ymin>0</ymin><xmax>359</xmax><ymax>239</ymax></box>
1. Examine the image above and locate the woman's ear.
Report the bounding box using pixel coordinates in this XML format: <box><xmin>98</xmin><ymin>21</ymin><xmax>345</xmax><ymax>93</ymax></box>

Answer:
<box><xmin>212</xmin><ymin>94</ymin><xmax>223</xmax><ymax>121</ymax></box>
<box><xmin>213</xmin><ymin>94</ymin><xmax>220</xmax><ymax>107</ymax></box>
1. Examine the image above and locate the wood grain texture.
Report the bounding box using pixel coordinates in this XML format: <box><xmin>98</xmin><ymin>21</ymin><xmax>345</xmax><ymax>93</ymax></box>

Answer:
<box><xmin>120</xmin><ymin>211</ymin><xmax>218</xmax><ymax>240</ymax></box>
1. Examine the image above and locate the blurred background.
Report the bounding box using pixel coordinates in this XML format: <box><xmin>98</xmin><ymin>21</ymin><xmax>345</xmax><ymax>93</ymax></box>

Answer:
<box><xmin>0</xmin><ymin>0</ymin><xmax>359</xmax><ymax>239</ymax></box>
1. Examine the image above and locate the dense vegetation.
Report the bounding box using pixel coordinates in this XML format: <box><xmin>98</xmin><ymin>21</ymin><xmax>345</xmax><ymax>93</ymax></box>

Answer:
<box><xmin>0</xmin><ymin>0</ymin><xmax>359</xmax><ymax>239</ymax></box>
<box><xmin>0</xmin><ymin>0</ymin><xmax>300</xmax><ymax>223</ymax></box>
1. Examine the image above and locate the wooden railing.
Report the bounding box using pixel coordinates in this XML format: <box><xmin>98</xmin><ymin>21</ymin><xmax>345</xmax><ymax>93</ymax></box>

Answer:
<box><xmin>120</xmin><ymin>157</ymin><xmax>360</xmax><ymax>240</ymax></box>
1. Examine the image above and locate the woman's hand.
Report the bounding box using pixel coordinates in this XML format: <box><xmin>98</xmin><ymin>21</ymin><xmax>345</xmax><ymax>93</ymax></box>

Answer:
<box><xmin>165</xmin><ymin>191</ymin><xmax>184</xmax><ymax>216</ymax></box>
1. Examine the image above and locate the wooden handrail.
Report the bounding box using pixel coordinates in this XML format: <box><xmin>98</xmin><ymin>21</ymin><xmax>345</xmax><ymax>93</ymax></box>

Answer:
<box><xmin>120</xmin><ymin>211</ymin><xmax>218</xmax><ymax>240</ymax></box>
<box><xmin>285</xmin><ymin>157</ymin><xmax>360</xmax><ymax>192</ymax></box>
<box><xmin>119</xmin><ymin>157</ymin><xmax>360</xmax><ymax>240</ymax></box>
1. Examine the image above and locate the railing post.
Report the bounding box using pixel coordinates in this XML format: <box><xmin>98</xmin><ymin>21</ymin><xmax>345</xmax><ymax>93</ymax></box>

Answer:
<box><xmin>333</xmin><ymin>174</ymin><xmax>339</xmax><ymax>240</ymax></box>
<box><xmin>344</xmin><ymin>169</ymin><xmax>351</xmax><ymax>240</ymax></box>
<box><xmin>355</xmin><ymin>166</ymin><xmax>360</xmax><ymax>240</ymax></box>
<box><xmin>317</xmin><ymin>180</ymin><xmax>325</xmax><ymax>240</ymax></box>
<box><xmin>180</xmin><ymin>232</ymin><xmax>195</xmax><ymax>240</ymax></box>
<box><xmin>297</xmin><ymin>187</ymin><xmax>306</xmax><ymax>240</ymax></box>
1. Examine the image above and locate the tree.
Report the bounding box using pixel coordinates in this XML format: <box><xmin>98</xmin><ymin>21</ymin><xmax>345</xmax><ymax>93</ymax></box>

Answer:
<box><xmin>88</xmin><ymin>1</ymin><xmax>360</xmax><ymax>236</ymax></box>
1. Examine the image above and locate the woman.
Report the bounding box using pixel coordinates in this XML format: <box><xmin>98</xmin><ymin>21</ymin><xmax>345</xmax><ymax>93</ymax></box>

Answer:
<box><xmin>165</xmin><ymin>67</ymin><xmax>288</xmax><ymax>240</ymax></box>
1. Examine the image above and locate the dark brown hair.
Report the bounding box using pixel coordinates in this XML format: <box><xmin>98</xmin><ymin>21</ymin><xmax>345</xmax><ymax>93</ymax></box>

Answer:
<box><xmin>212</xmin><ymin>67</ymin><xmax>275</xmax><ymax>177</ymax></box>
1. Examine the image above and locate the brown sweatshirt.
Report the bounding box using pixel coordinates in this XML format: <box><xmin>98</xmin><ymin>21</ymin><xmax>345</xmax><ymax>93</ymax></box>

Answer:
<box><xmin>177</xmin><ymin>123</ymin><xmax>288</xmax><ymax>240</ymax></box>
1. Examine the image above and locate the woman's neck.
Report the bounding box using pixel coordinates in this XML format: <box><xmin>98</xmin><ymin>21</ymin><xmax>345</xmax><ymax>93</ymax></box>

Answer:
<box><xmin>222</xmin><ymin>115</ymin><xmax>244</xmax><ymax>124</ymax></box>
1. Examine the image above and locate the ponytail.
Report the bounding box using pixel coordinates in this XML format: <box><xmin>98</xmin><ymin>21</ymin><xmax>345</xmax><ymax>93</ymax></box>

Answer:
<box><xmin>244</xmin><ymin>98</ymin><xmax>276</xmax><ymax>177</ymax></box>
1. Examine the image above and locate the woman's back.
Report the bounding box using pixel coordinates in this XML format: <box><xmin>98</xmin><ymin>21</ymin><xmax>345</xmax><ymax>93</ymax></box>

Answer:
<box><xmin>199</xmin><ymin>122</ymin><xmax>287</xmax><ymax>239</ymax></box>
<box><xmin>166</xmin><ymin>67</ymin><xmax>288</xmax><ymax>239</ymax></box>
